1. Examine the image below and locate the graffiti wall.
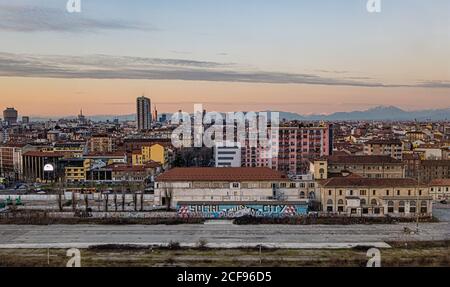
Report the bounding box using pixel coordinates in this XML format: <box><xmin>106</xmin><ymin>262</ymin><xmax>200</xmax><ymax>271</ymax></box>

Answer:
<box><xmin>177</xmin><ymin>202</ymin><xmax>308</xmax><ymax>218</ymax></box>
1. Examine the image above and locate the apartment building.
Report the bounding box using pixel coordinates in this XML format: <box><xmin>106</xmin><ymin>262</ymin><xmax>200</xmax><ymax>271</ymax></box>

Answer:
<box><xmin>131</xmin><ymin>143</ymin><xmax>170</xmax><ymax>167</ymax></box>
<box><xmin>87</xmin><ymin>134</ymin><xmax>113</xmax><ymax>154</ymax></box>
<box><xmin>363</xmin><ymin>139</ymin><xmax>403</xmax><ymax>160</ymax></box>
<box><xmin>417</xmin><ymin>160</ymin><xmax>450</xmax><ymax>184</ymax></box>
<box><xmin>242</xmin><ymin>124</ymin><xmax>332</xmax><ymax>175</ymax></box>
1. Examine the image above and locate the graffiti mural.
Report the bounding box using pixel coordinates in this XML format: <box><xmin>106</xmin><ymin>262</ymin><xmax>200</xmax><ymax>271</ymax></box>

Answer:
<box><xmin>177</xmin><ymin>202</ymin><xmax>308</xmax><ymax>218</ymax></box>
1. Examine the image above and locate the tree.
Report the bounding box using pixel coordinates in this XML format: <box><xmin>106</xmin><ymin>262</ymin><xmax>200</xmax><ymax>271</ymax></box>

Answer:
<box><xmin>163</xmin><ymin>185</ymin><xmax>174</xmax><ymax>211</ymax></box>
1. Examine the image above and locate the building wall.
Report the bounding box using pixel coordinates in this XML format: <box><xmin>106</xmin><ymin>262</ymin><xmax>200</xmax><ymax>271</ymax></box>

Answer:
<box><xmin>155</xmin><ymin>180</ymin><xmax>313</xmax><ymax>208</ymax></box>
<box><xmin>65</xmin><ymin>166</ymin><xmax>85</xmax><ymax>182</ymax></box>
<box><xmin>319</xmin><ymin>186</ymin><xmax>432</xmax><ymax>217</ymax></box>
<box><xmin>429</xmin><ymin>185</ymin><xmax>450</xmax><ymax>201</ymax></box>
<box><xmin>242</xmin><ymin>125</ymin><xmax>331</xmax><ymax>175</ymax></box>
<box><xmin>364</xmin><ymin>143</ymin><xmax>403</xmax><ymax>160</ymax></box>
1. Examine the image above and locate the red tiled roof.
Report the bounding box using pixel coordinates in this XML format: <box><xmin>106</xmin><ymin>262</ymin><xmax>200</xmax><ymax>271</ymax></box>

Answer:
<box><xmin>365</xmin><ymin>139</ymin><xmax>402</xmax><ymax>145</ymax></box>
<box><xmin>320</xmin><ymin>177</ymin><xmax>418</xmax><ymax>188</ymax></box>
<box><xmin>328</xmin><ymin>155</ymin><xmax>402</xmax><ymax>164</ymax></box>
<box><xmin>23</xmin><ymin>151</ymin><xmax>65</xmax><ymax>157</ymax></box>
<box><xmin>85</xmin><ymin>151</ymin><xmax>126</xmax><ymax>157</ymax></box>
<box><xmin>429</xmin><ymin>179</ymin><xmax>450</xmax><ymax>186</ymax></box>
<box><xmin>157</xmin><ymin>167</ymin><xmax>287</xmax><ymax>182</ymax></box>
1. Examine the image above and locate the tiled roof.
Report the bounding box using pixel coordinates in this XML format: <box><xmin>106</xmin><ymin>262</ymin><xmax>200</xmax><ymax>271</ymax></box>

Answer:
<box><xmin>421</xmin><ymin>160</ymin><xmax>450</xmax><ymax>166</ymax></box>
<box><xmin>365</xmin><ymin>139</ymin><xmax>402</xmax><ymax>145</ymax></box>
<box><xmin>23</xmin><ymin>151</ymin><xmax>65</xmax><ymax>157</ymax></box>
<box><xmin>320</xmin><ymin>177</ymin><xmax>418</xmax><ymax>188</ymax></box>
<box><xmin>429</xmin><ymin>179</ymin><xmax>450</xmax><ymax>186</ymax></box>
<box><xmin>328</xmin><ymin>155</ymin><xmax>402</xmax><ymax>164</ymax></box>
<box><xmin>85</xmin><ymin>151</ymin><xmax>126</xmax><ymax>157</ymax></box>
<box><xmin>157</xmin><ymin>167</ymin><xmax>287</xmax><ymax>182</ymax></box>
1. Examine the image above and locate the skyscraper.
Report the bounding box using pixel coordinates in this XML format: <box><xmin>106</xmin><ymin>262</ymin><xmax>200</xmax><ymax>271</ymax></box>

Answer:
<box><xmin>137</xmin><ymin>96</ymin><xmax>151</xmax><ymax>131</ymax></box>
<box><xmin>3</xmin><ymin>108</ymin><xmax>18</xmax><ymax>125</ymax></box>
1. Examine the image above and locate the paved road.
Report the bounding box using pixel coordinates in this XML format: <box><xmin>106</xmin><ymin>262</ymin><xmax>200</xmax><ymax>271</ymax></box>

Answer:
<box><xmin>433</xmin><ymin>204</ymin><xmax>450</xmax><ymax>222</ymax></box>
<box><xmin>0</xmin><ymin>222</ymin><xmax>449</xmax><ymax>249</ymax></box>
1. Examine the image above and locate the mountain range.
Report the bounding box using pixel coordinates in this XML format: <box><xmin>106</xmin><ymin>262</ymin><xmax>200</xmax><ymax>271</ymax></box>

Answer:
<box><xmin>29</xmin><ymin>106</ymin><xmax>450</xmax><ymax>122</ymax></box>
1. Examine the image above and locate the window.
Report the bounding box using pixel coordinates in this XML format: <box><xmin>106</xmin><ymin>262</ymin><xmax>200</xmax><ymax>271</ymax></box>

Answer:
<box><xmin>388</xmin><ymin>201</ymin><xmax>394</xmax><ymax>213</ymax></box>
<box><xmin>399</xmin><ymin>201</ymin><xmax>405</xmax><ymax>213</ymax></box>
<box><xmin>328</xmin><ymin>190</ymin><xmax>332</xmax><ymax>196</ymax></box>
<box><xmin>372</xmin><ymin>190</ymin><xmax>376</xmax><ymax>196</ymax></box>
<box><xmin>361</xmin><ymin>199</ymin><xmax>366</xmax><ymax>205</ymax></box>
<box><xmin>386</xmin><ymin>190</ymin><xmax>390</xmax><ymax>196</ymax></box>
<box><xmin>338</xmin><ymin>199</ymin><xmax>344</xmax><ymax>205</ymax></box>
<box><xmin>300</xmin><ymin>191</ymin><xmax>305</xmax><ymax>198</ymax></box>
<box><xmin>349</xmin><ymin>190</ymin><xmax>353</xmax><ymax>196</ymax></box>
<box><xmin>338</xmin><ymin>206</ymin><xmax>344</xmax><ymax>212</ymax></box>
<box><xmin>374</xmin><ymin>208</ymin><xmax>380</xmax><ymax>214</ymax></box>
<box><xmin>410</xmin><ymin>201</ymin><xmax>416</xmax><ymax>213</ymax></box>
<box><xmin>363</xmin><ymin>208</ymin><xmax>369</xmax><ymax>214</ymax></box>
<box><xmin>371</xmin><ymin>199</ymin><xmax>378</xmax><ymax>206</ymax></box>
<box><xmin>231</xmin><ymin>182</ymin><xmax>240</xmax><ymax>189</ymax></box>
<box><xmin>339</xmin><ymin>190</ymin><xmax>343</xmax><ymax>196</ymax></box>
<box><xmin>421</xmin><ymin>201</ymin><xmax>428</xmax><ymax>214</ymax></box>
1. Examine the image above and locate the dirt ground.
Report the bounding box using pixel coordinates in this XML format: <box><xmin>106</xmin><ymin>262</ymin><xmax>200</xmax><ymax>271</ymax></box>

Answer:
<box><xmin>1</xmin><ymin>241</ymin><xmax>449</xmax><ymax>267</ymax></box>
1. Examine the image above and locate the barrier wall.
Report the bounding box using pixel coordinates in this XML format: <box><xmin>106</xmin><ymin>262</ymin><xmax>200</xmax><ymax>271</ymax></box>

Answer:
<box><xmin>177</xmin><ymin>202</ymin><xmax>308</xmax><ymax>218</ymax></box>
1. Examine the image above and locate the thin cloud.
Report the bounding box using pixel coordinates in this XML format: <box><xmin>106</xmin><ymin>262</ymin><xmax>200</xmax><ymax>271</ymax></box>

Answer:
<box><xmin>0</xmin><ymin>5</ymin><xmax>152</xmax><ymax>33</ymax></box>
<box><xmin>0</xmin><ymin>52</ymin><xmax>448</xmax><ymax>89</ymax></box>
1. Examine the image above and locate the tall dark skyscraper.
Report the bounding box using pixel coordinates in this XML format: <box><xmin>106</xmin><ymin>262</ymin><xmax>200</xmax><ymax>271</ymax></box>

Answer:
<box><xmin>136</xmin><ymin>96</ymin><xmax>151</xmax><ymax>131</ymax></box>
<box><xmin>3</xmin><ymin>108</ymin><xmax>18</xmax><ymax>125</ymax></box>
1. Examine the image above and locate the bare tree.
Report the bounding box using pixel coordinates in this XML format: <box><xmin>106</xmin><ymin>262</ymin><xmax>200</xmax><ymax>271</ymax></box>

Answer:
<box><xmin>114</xmin><ymin>190</ymin><xmax>118</xmax><ymax>212</ymax></box>
<box><xmin>164</xmin><ymin>185</ymin><xmax>174</xmax><ymax>211</ymax></box>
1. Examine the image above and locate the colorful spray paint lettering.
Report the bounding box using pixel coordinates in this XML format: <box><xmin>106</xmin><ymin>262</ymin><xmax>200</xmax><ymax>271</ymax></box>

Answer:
<box><xmin>177</xmin><ymin>202</ymin><xmax>308</xmax><ymax>218</ymax></box>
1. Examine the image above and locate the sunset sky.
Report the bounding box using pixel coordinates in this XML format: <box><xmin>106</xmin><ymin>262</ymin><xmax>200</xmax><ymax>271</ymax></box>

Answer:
<box><xmin>0</xmin><ymin>0</ymin><xmax>449</xmax><ymax>117</ymax></box>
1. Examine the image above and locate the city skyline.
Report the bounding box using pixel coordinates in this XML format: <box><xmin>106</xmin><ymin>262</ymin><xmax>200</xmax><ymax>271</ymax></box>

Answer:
<box><xmin>0</xmin><ymin>0</ymin><xmax>449</xmax><ymax>116</ymax></box>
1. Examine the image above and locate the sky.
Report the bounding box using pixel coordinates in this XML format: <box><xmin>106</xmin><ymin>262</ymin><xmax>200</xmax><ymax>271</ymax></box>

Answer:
<box><xmin>0</xmin><ymin>0</ymin><xmax>449</xmax><ymax>117</ymax></box>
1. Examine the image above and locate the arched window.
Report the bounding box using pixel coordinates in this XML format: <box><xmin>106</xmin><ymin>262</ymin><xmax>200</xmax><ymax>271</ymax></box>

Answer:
<box><xmin>371</xmin><ymin>199</ymin><xmax>378</xmax><ymax>205</ymax></box>
<box><xmin>338</xmin><ymin>199</ymin><xmax>344</xmax><ymax>205</ymax></box>
<box><xmin>421</xmin><ymin>201</ymin><xmax>428</xmax><ymax>214</ymax></box>
<box><xmin>326</xmin><ymin>199</ymin><xmax>333</xmax><ymax>212</ymax></box>
<box><xmin>360</xmin><ymin>198</ymin><xmax>366</xmax><ymax>205</ymax></box>
<box><xmin>399</xmin><ymin>201</ymin><xmax>405</xmax><ymax>213</ymax></box>
<box><xmin>410</xmin><ymin>201</ymin><xmax>417</xmax><ymax>213</ymax></box>
<box><xmin>388</xmin><ymin>201</ymin><xmax>394</xmax><ymax>213</ymax></box>
<box><xmin>300</xmin><ymin>191</ymin><xmax>305</xmax><ymax>198</ymax></box>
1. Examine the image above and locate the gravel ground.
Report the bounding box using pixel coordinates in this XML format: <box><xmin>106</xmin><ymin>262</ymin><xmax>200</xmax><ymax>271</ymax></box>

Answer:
<box><xmin>0</xmin><ymin>221</ymin><xmax>449</xmax><ymax>249</ymax></box>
